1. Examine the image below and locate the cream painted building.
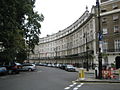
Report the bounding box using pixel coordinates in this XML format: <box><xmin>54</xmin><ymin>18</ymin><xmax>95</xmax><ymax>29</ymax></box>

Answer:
<box><xmin>30</xmin><ymin>7</ymin><xmax>98</xmax><ymax>68</ymax></box>
<box><xmin>29</xmin><ymin>0</ymin><xmax>120</xmax><ymax>68</ymax></box>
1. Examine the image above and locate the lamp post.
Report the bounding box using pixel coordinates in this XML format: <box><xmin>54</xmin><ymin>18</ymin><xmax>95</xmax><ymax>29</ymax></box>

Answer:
<box><xmin>38</xmin><ymin>51</ymin><xmax>40</xmax><ymax>62</ymax></box>
<box><xmin>0</xmin><ymin>42</ymin><xmax>3</xmax><ymax>52</ymax></box>
<box><xmin>54</xmin><ymin>47</ymin><xmax>57</xmax><ymax>64</ymax></box>
<box><xmin>96</xmin><ymin>0</ymin><xmax>103</xmax><ymax>79</ymax></box>
<box><xmin>84</xmin><ymin>33</ymin><xmax>89</xmax><ymax>71</ymax></box>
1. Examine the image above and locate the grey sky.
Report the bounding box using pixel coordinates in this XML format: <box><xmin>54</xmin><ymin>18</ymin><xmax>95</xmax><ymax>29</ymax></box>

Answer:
<box><xmin>35</xmin><ymin>0</ymin><xmax>96</xmax><ymax>37</ymax></box>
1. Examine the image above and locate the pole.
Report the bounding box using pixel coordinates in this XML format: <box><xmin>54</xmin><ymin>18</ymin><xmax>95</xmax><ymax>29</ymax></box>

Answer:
<box><xmin>84</xmin><ymin>33</ymin><xmax>89</xmax><ymax>71</ymax></box>
<box><xmin>54</xmin><ymin>47</ymin><xmax>57</xmax><ymax>64</ymax></box>
<box><xmin>86</xmin><ymin>33</ymin><xmax>89</xmax><ymax>71</ymax></box>
<box><xmin>96</xmin><ymin>0</ymin><xmax>102</xmax><ymax>79</ymax></box>
<box><xmin>39</xmin><ymin>52</ymin><xmax>40</xmax><ymax>62</ymax></box>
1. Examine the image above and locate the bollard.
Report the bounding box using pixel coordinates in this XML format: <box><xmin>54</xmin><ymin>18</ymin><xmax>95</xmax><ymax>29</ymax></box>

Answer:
<box><xmin>78</xmin><ymin>71</ymin><xmax>81</xmax><ymax>78</ymax></box>
<box><xmin>78</xmin><ymin>68</ymin><xmax>85</xmax><ymax>80</ymax></box>
<box><xmin>81</xmin><ymin>69</ymin><xmax>85</xmax><ymax>78</ymax></box>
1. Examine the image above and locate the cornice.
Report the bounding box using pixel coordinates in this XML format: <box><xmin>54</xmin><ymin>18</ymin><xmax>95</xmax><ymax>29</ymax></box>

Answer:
<box><xmin>101</xmin><ymin>0</ymin><xmax>120</xmax><ymax>6</ymax></box>
<box><xmin>100</xmin><ymin>8</ymin><xmax>120</xmax><ymax>16</ymax></box>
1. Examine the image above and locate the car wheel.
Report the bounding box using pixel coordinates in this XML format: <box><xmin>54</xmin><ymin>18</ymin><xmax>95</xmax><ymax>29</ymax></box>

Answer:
<box><xmin>15</xmin><ymin>71</ymin><xmax>20</xmax><ymax>74</ymax></box>
<box><xmin>8</xmin><ymin>70</ymin><xmax>13</xmax><ymax>74</ymax></box>
<box><xmin>28</xmin><ymin>68</ymin><xmax>32</xmax><ymax>71</ymax></box>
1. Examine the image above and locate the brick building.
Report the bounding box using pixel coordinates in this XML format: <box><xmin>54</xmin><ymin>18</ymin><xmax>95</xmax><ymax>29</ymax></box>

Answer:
<box><xmin>100</xmin><ymin>0</ymin><xmax>120</xmax><ymax>66</ymax></box>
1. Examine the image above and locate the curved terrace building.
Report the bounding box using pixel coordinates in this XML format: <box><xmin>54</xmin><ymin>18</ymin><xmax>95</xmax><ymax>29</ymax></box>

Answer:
<box><xmin>29</xmin><ymin>0</ymin><xmax>120</xmax><ymax>68</ymax></box>
<box><xmin>30</xmin><ymin>7</ymin><xmax>98</xmax><ymax>68</ymax></box>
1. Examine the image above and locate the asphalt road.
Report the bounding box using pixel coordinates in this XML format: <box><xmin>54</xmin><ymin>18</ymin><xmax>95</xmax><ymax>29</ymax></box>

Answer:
<box><xmin>0</xmin><ymin>66</ymin><xmax>77</xmax><ymax>90</ymax></box>
<box><xmin>0</xmin><ymin>66</ymin><xmax>120</xmax><ymax>90</ymax></box>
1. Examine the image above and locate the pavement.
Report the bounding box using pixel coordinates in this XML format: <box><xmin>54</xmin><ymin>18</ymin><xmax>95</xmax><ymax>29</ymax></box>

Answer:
<box><xmin>75</xmin><ymin>68</ymin><xmax>120</xmax><ymax>83</ymax></box>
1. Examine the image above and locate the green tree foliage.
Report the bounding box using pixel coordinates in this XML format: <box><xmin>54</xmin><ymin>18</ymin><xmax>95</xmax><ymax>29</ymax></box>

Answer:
<box><xmin>0</xmin><ymin>0</ymin><xmax>44</xmax><ymax>62</ymax></box>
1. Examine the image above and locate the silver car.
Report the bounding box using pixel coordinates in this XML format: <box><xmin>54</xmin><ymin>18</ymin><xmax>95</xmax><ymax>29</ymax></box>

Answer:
<box><xmin>65</xmin><ymin>65</ymin><xmax>76</xmax><ymax>72</ymax></box>
<box><xmin>22</xmin><ymin>64</ymin><xmax>36</xmax><ymax>71</ymax></box>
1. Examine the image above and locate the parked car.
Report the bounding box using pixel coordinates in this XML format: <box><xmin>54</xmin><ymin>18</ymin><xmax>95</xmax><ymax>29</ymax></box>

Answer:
<box><xmin>47</xmin><ymin>64</ymin><xmax>52</xmax><ymax>67</ymax></box>
<box><xmin>54</xmin><ymin>64</ymin><xmax>60</xmax><ymax>68</ymax></box>
<box><xmin>4</xmin><ymin>62</ymin><xmax>21</xmax><ymax>74</ymax></box>
<box><xmin>22</xmin><ymin>63</ymin><xmax>36</xmax><ymax>71</ymax></box>
<box><xmin>51</xmin><ymin>63</ymin><xmax>55</xmax><ymax>67</ymax></box>
<box><xmin>39</xmin><ymin>63</ymin><xmax>45</xmax><ymax>66</ymax></box>
<box><xmin>65</xmin><ymin>65</ymin><xmax>76</xmax><ymax>72</ymax></box>
<box><xmin>43</xmin><ymin>63</ymin><xmax>48</xmax><ymax>66</ymax></box>
<box><xmin>60</xmin><ymin>64</ymin><xmax>67</xmax><ymax>70</ymax></box>
<box><xmin>35</xmin><ymin>63</ymin><xmax>41</xmax><ymax>66</ymax></box>
<box><xmin>15</xmin><ymin>62</ymin><xmax>22</xmax><ymax>70</ymax></box>
<box><xmin>0</xmin><ymin>66</ymin><xmax>7</xmax><ymax>75</ymax></box>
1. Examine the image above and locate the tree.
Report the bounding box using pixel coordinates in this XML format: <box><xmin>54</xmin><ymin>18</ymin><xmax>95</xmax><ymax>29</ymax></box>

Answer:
<box><xmin>0</xmin><ymin>0</ymin><xmax>44</xmax><ymax>62</ymax></box>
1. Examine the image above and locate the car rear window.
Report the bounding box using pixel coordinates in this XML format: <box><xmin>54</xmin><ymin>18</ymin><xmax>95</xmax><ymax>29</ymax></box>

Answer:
<box><xmin>23</xmin><ymin>64</ymin><xmax>33</xmax><ymax>66</ymax></box>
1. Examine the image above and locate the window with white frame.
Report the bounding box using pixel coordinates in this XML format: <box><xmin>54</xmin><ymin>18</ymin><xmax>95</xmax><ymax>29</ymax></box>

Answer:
<box><xmin>114</xmin><ymin>40</ymin><xmax>120</xmax><ymax>52</ymax></box>
<box><xmin>102</xmin><ymin>28</ymin><xmax>108</xmax><ymax>34</ymax></box>
<box><xmin>114</xmin><ymin>25</ymin><xmax>119</xmax><ymax>33</ymax></box>
<box><xmin>89</xmin><ymin>21</ymin><xmax>92</xmax><ymax>30</ymax></box>
<box><xmin>113</xmin><ymin>15</ymin><xmax>119</xmax><ymax>21</ymax></box>
<box><xmin>102</xmin><ymin>17</ymin><xmax>107</xmax><ymax>23</ymax></box>
<box><xmin>101</xmin><ymin>8</ymin><xmax>107</xmax><ymax>13</ymax></box>
<box><xmin>112</xmin><ymin>4</ymin><xmax>118</xmax><ymax>9</ymax></box>
<box><xmin>103</xmin><ymin>41</ymin><xmax>108</xmax><ymax>52</ymax></box>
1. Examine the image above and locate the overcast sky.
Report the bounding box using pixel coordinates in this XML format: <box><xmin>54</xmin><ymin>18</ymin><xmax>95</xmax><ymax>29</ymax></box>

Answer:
<box><xmin>35</xmin><ymin>0</ymin><xmax>96</xmax><ymax>37</ymax></box>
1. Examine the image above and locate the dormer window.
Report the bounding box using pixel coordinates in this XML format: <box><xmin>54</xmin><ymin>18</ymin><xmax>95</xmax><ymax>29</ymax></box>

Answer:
<box><xmin>101</xmin><ymin>8</ymin><xmax>107</xmax><ymax>13</ymax></box>
<box><xmin>112</xmin><ymin>4</ymin><xmax>118</xmax><ymax>9</ymax></box>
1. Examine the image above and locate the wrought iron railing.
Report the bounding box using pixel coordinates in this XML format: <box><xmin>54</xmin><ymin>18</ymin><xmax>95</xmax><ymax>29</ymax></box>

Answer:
<box><xmin>103</xmin><ymin>49</ymin><xmax>120</xmax><ymax>52</ymax></box>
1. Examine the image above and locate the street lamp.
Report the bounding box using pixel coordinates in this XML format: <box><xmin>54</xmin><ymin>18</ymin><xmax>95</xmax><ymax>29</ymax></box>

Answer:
<box><xmin>0</xmin><ymin>42</ymin><xmax>3</xmax><ymax>52</ymax></box>
<box><xmin>84</xmin><ymin>33</ymin><xmax>89</xmax><ymax>71</ymax></box>
<box><xmin>54</xmin><ymin>47</ymin><xmax>57</xmax><ymax>64</ymax></box>
<box><xmin>96</xmin><ymin>0</ymin><xmax>103</xmax><ymax>79</ymax></box>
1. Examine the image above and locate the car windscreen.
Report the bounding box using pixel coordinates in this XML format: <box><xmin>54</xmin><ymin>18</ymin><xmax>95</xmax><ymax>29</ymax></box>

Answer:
<box><xmin>67</xmin><ymin>65</ymin><xmax>74</xmax><ymax>68</ymax></box>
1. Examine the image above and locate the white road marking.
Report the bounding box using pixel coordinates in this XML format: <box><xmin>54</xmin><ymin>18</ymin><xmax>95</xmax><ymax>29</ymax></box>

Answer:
<box><xmin>64</xmin><ymin>82</ymin><xmax>77</xmax><ymax>90</ymax></box>
<box><xmin>64</xmin><ymin>82</ymin><xmax>83</xmax><ymax>90</ymax></box>
<box><xmin>81</xmin><ymin>83</ymin><xmax>84</xmax><ymax>85</ymax></box>
<box><xmin>73</xmin><ymin>83</ymin><xmax>84</xmax><ymax>90</ymax></box>
<box><xmin>64</xmin><ymin>87</ymin><xmax>70</xmax><ymax>90</ymax></box>
<box><xmin>73</xmin><ymin>83</ymin><xmax>77</xmax><ymax>85</ymax></box>
<box><xmin>73</xmin><ymin>87</ymin><xmax>78</xmax><ymax>90</ymax></box>
<box><xmin>69</xmin><ymin>84</ymin><xmax>74</xmax><ymax>87</ymax></box>
<box><xmin>77</xmin><ymin>85</ymin><xmax>82</xmax><ymax>88</ymax></box>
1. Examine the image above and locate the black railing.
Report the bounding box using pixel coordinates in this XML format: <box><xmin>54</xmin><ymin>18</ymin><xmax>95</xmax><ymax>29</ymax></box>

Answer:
<box><xmin>103</xmin><ymin>49</ymin><xmax>120</xmax><ymax>52</ymax></box>
<box><xmin>30</xmin><ymin>50</ymin><xmax>94</xmax><ymax>60</ymax></box>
